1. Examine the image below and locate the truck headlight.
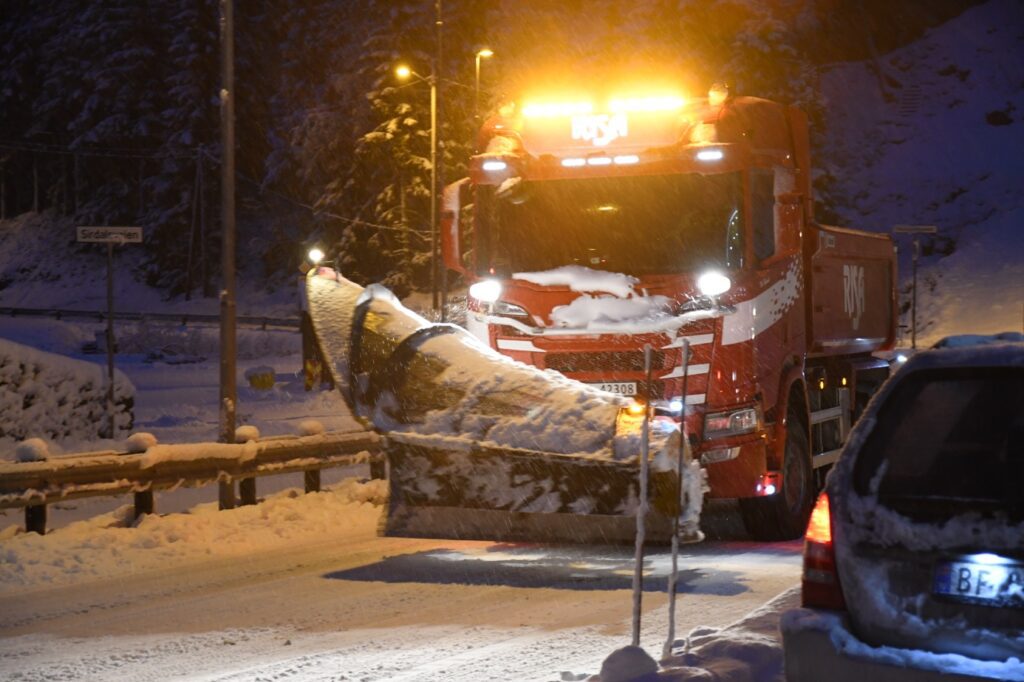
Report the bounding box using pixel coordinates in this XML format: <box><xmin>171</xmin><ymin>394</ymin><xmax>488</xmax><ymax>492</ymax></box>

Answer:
<box><xmin>697</xmin><ymin>271</ymin><xmax>731</xmax><ymax>297</ymax></box>
<box><xmin>704</xmin><ymin>407</ymin><xmax>759</xmax><ymax>439</ymax></box>
<box><xmin>469</xmin><ymin>279</ymin><xmax>502</xmax><ymax>303</ymax></box>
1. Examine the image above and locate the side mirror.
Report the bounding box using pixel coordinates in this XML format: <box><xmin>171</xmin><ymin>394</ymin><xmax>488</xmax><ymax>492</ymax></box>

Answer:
<box><xmin>441</xmin><ymin>179</ymin><xmax>470</xmax><ymax>276</ymax></box>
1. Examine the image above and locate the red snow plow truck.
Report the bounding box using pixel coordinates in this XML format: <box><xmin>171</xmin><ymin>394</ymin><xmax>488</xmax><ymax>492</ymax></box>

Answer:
<box><xmin>441</xmin><ymin>85</ymin><xmax>897</xmax><ymax>540</ymax></box>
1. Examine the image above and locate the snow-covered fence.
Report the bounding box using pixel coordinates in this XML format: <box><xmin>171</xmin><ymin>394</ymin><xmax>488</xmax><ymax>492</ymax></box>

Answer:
<box><xmin>0</xmin><ymin>430</ymin><xmax>381</xmax><ymax>534</ymax></box>
<box><xmin>0</xmin><ymin>338</ymin><xmax>134</xmax><ymax>441</ymax></box>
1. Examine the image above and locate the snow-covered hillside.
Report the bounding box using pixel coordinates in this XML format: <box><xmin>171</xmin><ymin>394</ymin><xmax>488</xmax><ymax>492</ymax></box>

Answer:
<box><xmin>0</xmin><ymin>213</ymin><xmax>301</xmax><ymax>318</ymax></box>
<box><xmin>818</xmin><ymin>0</ymin><xmax>1024</xmax><ymax>345</ymax></box>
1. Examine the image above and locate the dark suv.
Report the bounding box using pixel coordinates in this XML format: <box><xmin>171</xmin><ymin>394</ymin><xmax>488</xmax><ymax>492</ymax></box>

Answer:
<box><xmin>782</xmin><ymin>336</ymin><xmax>1024</xmax><ymax>681</ymax></box>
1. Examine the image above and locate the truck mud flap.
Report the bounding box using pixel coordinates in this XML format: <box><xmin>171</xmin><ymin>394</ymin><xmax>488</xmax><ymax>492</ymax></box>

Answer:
<box><xmin>382</xmin><ymin>434</ymin><xmax>682</xmax><ymax>545</ymax></box>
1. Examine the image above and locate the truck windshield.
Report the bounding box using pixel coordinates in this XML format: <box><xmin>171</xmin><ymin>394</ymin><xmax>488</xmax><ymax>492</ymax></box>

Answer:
<box><xmin>488</xmin><ymin>172</ymin><xmax>742</xmax><ymax>275</ymax></box>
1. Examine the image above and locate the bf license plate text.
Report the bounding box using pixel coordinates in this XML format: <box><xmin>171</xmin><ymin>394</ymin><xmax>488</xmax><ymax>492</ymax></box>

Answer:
<box><xmin>934</xmin><ymin>559</ymin><xmax>1024</xmax><ymax>608</ymax></box>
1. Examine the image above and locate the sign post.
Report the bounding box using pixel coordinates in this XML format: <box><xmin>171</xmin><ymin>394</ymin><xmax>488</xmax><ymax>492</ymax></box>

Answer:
<box><xmin>77</xmin><ymin>226</ymin><xmax>143</xmax><ymax>438</ymax></box>
<box><xmin>892</xmin><ymin>225</ymin><xmax>937</xmax><ymax>349</ymax></box>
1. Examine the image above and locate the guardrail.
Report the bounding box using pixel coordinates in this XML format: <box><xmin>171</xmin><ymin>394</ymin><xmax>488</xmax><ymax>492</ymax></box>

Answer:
<box><xmin>0</xmin><ymin>431</ymin><xmax>382</xmax><ymax>535</ymax></box>
<box><xmin>0</xmin><ymin>306</ymin><xmax>301</xmax><ymax>330</ymax></box>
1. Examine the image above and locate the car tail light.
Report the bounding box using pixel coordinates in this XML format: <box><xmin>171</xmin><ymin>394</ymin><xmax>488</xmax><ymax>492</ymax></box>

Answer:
<box><xmin>801</xmin><ymin>492</ymin><xmax>846</xmax><ymax>610</ymax></box>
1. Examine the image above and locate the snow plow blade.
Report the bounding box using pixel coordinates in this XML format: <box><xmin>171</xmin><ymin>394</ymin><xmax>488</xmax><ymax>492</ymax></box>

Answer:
<box><xmin>383</xmin><ymin>433</ymin><xmax>690</xmax><ymax>544</ymax></box>
<box><xmin>304</xmin><ymin>269</ymin><xmax>703</xmax><ymax>545</ymax></box>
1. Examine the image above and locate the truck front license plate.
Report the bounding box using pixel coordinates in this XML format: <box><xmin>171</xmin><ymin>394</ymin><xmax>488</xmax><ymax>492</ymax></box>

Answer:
<box><xmin>588</xmin><ymin>381</ymin><xmax>638</xmax><ymax>396</ymax></box>
<box><xmin>933</xmin><ymin>558</ymin><xmax>1024</xmax><ymax>608</ymax></box>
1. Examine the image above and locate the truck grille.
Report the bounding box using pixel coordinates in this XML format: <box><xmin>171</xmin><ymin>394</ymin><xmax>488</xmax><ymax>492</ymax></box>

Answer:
<box><xmin>544</xmin><ymin>349</ymin><xmax>669</xmax><ymax>374</ymax></box>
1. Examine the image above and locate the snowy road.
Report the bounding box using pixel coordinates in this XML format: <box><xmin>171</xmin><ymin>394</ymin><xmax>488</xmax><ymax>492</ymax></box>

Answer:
<box><xmin>0</xmin><ymin>506</ymin><xmax>800</xmax><ymax>681</ymax></box>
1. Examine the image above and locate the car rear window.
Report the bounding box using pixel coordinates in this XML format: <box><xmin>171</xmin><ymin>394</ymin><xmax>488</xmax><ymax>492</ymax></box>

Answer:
<box><xmin>852</xmin><ymin>367</ymin><xmax>1024</xmax><ymax>521</ymax></box>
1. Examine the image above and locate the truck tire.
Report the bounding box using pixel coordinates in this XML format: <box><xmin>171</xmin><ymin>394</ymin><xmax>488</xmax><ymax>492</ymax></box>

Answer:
<box><xmin>739</xmin><ymin>409</ymin><xmax>814</xmax><ymax>541</ymax></box>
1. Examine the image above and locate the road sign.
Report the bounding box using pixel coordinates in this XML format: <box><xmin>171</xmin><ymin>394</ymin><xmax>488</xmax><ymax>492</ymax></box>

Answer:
<box><xmin>76</xmin><ymin>226</ymin><xmax>143</xmax><ymax>244</ymax></box>
<box><xmin>75</xmin><ymin>225</ymin><xmax>143</xmax><ymax>438</ymax></box>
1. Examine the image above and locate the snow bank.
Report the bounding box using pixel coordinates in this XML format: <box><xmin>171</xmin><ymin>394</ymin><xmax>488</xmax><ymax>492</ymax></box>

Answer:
<box><xmin>781</xmin><ymin>608</ymin><xmax>1024</xmax><ymax>681</ymax></box>
<box><xmin>0</xmin><ymin>337</ymin><xmax>134</xmax><ymax>446</ymax></box>
<box><xmin>0</xmin><ymin>478</ymin><xmax>386</xmax><ymax>593</ymax></box>
<box><xmin>584</xmin><ymin>587</ymin><xmax>797</xmax><ymax>680</ymax></box>
<box><xmin>655</xmin><ymin>586</ymin><xmax>797</xmax><ymax>681</ymax></box>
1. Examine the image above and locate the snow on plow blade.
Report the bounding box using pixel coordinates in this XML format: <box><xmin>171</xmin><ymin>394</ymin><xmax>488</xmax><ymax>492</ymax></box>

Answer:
<box><xmin>304</xmin><ymin>269</ymin><xmax>703</xmax><ymax>544</ymax></box>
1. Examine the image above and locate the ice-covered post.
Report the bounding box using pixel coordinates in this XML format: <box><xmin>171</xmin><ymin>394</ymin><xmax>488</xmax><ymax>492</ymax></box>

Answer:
<box><xmin>304</xmin><ymin>469</ymin><xmax>321</xmax><ymax>493</ymax></box>
<box><xmin>25</xmin><ymin>504</ymin><xmax>46</xmax><ymax>535</ymax></box>
<box><xmin>16</xmin><ymin>439</ymin><xmax>50</xmax><ymax>534</ymax></box>
<box><xmin>236</xmin><ymin>426</ymin><xmax>258</xmax><ymax>506</ymax></box>
<box><xmin>125</xmin><ymin>433</ymin><xmax>157</xmax><ymax>519</ymax></box>
<box><xmin>631</xmin><ymin>344</ymin><xmax>653</xmax><ymax>646</ymax></box>
<box><xmin>134</xmin><ymin>489</ymin><xmax>155</xmax><ymax>518</ymax></box>
<box><xmin>664</xmin><ymin>339</ymin><xmax>691</xmax><ymax>659</ymax></box>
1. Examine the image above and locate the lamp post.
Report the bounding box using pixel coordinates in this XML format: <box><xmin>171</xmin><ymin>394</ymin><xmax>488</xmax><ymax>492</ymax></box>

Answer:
<box><xmin>218</xmin><ymin>0</ymin><xmax>239</xmax><ymax>510</ymax></box>
<box><xmin>893</xmin><ymin>224</ymin><xmax>938</xmax><ymax>349</ymax></box>
<box><xmin>396</xmin><ymin>64</ymin><xmax>439</xmax><ymax>315</ymax></box>
<box><xmin>474</xmin><ymin>48</ymin><xmax>493</xmax><ymax>123</ymax></box>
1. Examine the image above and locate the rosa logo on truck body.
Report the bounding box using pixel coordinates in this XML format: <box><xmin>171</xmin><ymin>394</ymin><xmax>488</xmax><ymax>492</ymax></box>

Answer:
<box><xmin>843</xmin><ymin>264</ymin><xmax>866</xmax><ymax>330</ymax></box>
<box><xmin>572</xmin><ymin>113</ymin><xmax>628</xmax><ymax>147</ymax></box>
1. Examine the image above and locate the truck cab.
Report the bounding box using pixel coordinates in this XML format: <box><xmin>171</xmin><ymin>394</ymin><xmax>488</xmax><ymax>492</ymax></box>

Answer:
<box><xmin>442</xmin><ymin>87</ymin><xmax>896</xmax><ymax>539</ymax></box>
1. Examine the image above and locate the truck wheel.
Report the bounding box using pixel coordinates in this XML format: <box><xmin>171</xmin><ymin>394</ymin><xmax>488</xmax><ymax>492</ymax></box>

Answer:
<box><xmin>739</xmin><ymin>410</ymin><xmax>814</xmax><ymax>541</ymax></box>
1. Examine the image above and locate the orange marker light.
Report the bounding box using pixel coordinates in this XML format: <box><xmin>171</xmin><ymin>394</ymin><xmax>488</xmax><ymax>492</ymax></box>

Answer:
<box><xmin>805</xmin><ymin>492</ymin><xmax>832</xmax><ymax>544</ymax></box>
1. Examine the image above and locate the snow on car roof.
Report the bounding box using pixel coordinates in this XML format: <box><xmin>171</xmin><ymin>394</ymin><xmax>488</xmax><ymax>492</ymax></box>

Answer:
<box><xmin>931</xmin><ymin>332</ymin><xmax>1024</xmax><ymax>348</ymax></box>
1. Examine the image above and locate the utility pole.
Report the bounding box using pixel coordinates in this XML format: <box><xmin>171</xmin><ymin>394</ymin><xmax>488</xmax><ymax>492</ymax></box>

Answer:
<box><xmin>219</xmin><ymin>0</ymin><xmax>237</xmax><ymax>456</ymax></box>
<box><xmin>893</xmin><ymin>225</ymin><xmax>937</xmax><ymax>349</ymax></box>
<box><xmin>434</xmin><ymin>0</ymin><xmax>445</xmax><ymax>319</ymax></box>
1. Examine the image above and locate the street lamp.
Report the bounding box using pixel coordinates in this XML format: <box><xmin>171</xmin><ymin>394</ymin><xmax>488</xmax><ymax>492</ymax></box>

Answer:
<box><xmin>474</xmin><ymin>48</ymin><xmax>493</xmax><ymax>123</ymax></box>
<box><xmin>395</xmin><ymin>64</ymin><xmax>439</xmax><ymax>314</ymax></box>
<box><xmin>892</xmin><ymin>224</ymin><xmax>938</xmax><ymax>349</ymax></box>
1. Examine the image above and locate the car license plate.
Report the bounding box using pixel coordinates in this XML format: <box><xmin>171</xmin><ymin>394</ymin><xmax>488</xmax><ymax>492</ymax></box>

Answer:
<box><xmin>933</xmin><ymin>557</ymin><xmax>1024</xmax><ymax>608</ymax></box>
<box><xmin>588</xmin><ymin>381</ymin><xmax>637</xmax><ymax>396</ymax></box>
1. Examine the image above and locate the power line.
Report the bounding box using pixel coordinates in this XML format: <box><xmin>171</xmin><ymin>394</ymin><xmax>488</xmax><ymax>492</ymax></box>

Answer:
<box><xmin>213</xmin><ymin>154</ymin><xmax>430</xmax><ymax>237</ymax></box>
<box><xmin>0</xmin><ymin>138</ymin><xmax>196</xmax><ymax>160</ymax></box>
<box><xmin>1</xmin><ymin>137</ymin><xmax>431</xmax><ymax>238</ymax></box>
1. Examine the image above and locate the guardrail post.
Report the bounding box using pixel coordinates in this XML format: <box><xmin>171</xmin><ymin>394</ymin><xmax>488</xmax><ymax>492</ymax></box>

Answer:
<box><xmin>219</xmin><ymin>480</ymin><xmax>236</xmax><ymax>510</ymax></box>
<box><xmin>370</xmin><ymin>454</ymin><xmax>386</xmax><ymax>480</ymax></box>
<box><xmin>134</xmin><ymin>489</ymin><xmax>155</xmax><ymax>518</ymax></box>
<box><xmin>239</xmin><ymin>477</ymin><xmax>257</xmax><ymax>506</ymax></box>
<box><xmin>25</xmin><ymin>504</ymin><xmax>46</xmax><ymax>535</ymax></box>
<box><xmin>304</xmin><ymin>469</ymin><xmax>321</xmax><ymax>493</ymax></box>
